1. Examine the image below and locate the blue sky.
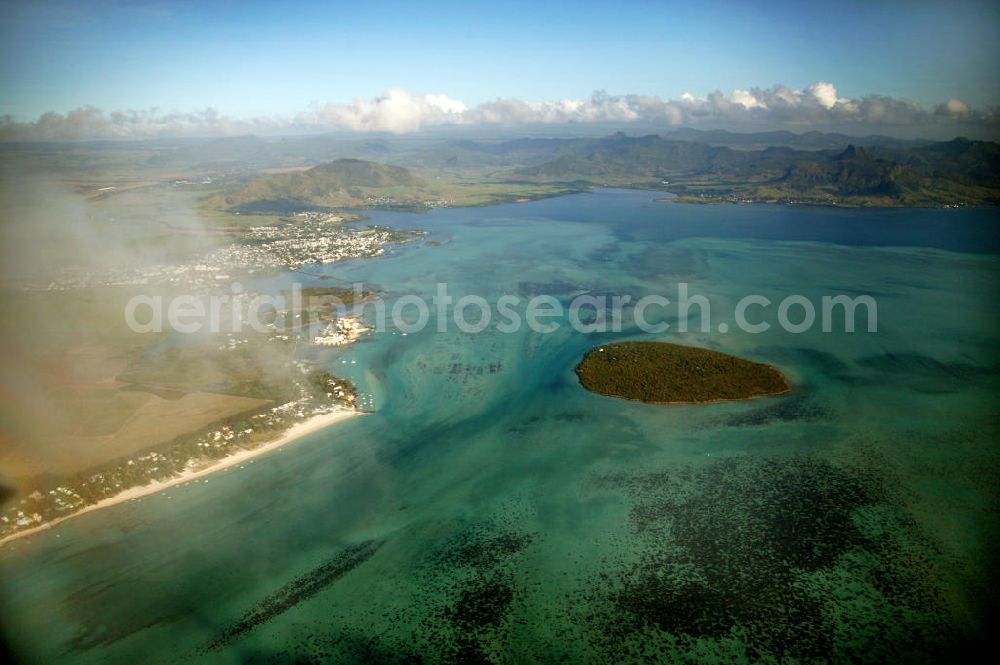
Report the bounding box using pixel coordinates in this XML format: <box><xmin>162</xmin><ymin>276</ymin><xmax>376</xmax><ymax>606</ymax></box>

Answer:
<box><xmin>1</xmin><ymin>0</ymin><xmax>998</xmax><ymax>120</ymax></box>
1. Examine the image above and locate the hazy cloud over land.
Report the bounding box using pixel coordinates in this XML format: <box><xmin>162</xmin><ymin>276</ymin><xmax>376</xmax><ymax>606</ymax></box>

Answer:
<box><xmin>1</xmin><ymin>82</ymin><xmax>997</xmax><ymax>141</ymax></box>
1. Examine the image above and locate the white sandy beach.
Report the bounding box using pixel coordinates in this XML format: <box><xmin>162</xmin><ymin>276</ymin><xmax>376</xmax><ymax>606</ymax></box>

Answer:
<box><xmin>0</xmin><ymin>408</ymin><xmax>362</xmax><ymax>548</ymax></box>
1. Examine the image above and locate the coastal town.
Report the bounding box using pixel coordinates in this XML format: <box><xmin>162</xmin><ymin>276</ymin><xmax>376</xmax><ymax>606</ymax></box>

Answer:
<box><xmin>28</xmin><ymin>213</ymin><xmax>424</xmax><ymax>291</ymax></box>
<box><xmin>211</xmin><ymin>214</ymin><xmax>423</xmax><ymax>272</ymax></box>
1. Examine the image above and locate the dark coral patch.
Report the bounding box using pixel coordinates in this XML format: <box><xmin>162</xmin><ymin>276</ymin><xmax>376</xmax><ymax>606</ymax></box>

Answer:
<box><xmin>584</xmin><ymin>457</ymin><xmax>955</xmax><ymax>662</ymax></box>
<box><xmin>208</xmin><ymin>540</ymin><xmax>382</xmax><ymax>650</ymax></box>
<box><xmin>722</xmin><ymin>387</ymin><xmax>827</xmax><ymax>426</ymax></box>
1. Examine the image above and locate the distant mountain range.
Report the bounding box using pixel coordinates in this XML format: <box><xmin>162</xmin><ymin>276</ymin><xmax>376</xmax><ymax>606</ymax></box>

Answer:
<box><xmin>511</xmin><ymin>133</ymin><xmax>1000</xmax><ymax>206</ymax></box>
<box><xmin>659</xmin><ymin>128</ymin><xmax>929</xmax><ymax>150</ymax></box>
<box><xmin>191</xmin><ymin>131</ymin><xmax>1000</xmax><ymax>210</ymax></box>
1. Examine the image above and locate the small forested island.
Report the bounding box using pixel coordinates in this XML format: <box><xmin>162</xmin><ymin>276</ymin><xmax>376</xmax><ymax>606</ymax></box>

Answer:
<box><xmin>576</xmin><ymin>341</ymin><xmax>790</xmax><ymax>403</ymax></box>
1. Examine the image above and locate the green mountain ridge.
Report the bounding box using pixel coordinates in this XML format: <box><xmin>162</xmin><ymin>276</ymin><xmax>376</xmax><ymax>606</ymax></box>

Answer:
<box><xmin>210</xmin><ymin>159</ymin><xmax>429</xmax><ymax>212</ymax></box>
<box><xmin>513</xmin><ymin>134</ymin><xmax>1000</xmax><ymax>206</ymax></box>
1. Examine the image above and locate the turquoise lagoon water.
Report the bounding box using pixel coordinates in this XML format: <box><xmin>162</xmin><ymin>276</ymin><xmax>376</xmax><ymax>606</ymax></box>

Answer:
<box><xmin>1</xmin><ymin>191</ymin><xmax>998</xmax><ymax>663</ymax></box>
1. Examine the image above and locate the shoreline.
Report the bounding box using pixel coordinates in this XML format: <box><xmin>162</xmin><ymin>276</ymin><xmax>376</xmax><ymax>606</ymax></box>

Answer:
<box><xmin>577</xmin><ymin>377</ymin><xmax>792</xmax><ymax>405</ymax></box>
<box><xmin>0</xmin><ymin>408</ymin><xmax>363</xmax><ymax>548</ymax></box>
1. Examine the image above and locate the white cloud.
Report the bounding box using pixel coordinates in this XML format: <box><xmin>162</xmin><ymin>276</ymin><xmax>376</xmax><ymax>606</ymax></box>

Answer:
<box><xmin>296</xmin><ymin>88</ymin><xmax>468</xmax><ymax>133</ymax></box>
<box><xmin>1</xmin><ymin>83</ymin><xmax>996</xmax><ymax>140</ymax></box>
<box><xmin>937</xmin><ymin>97</ymin><xmax>971</xmax><ymax>116</ymax></box>
<box><xmin>425</xmin><ymin>93</ymin><xmax>468</xmax><ymax>115</ymax></box>
<box><xmin>808</xmin><ymin>81</ymin><xmax>841</xmax><ymax>109</ymax></box>
<box><xmin>0</xmin><ymin>106</ymin><xmax>279</xmax><ymax>140</ymax></box>
<box><xmin>730</xmin><ymin>89</ymin><xmax>765</xmax><ymax>110</ymax></box>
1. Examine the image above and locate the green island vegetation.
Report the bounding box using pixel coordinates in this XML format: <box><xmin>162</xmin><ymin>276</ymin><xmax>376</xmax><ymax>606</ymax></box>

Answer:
<box><xmin>287</xmin><ymin>285</ymin><xmax>379</xmax><ymax>326</ymax></box>
<box><xmin>298</xmin><ymin>285</ymin><xmax>377</xmax><ymax>306</ymax></box>
<box><xmin>575</xmin><ymin>341</ymin><xmax>790</xmax><ymax>403</ymax></box>
<box><xmin>309</xmin><ymin>370</ymin><xmax>359</xmax><ymax>403</ymax></box>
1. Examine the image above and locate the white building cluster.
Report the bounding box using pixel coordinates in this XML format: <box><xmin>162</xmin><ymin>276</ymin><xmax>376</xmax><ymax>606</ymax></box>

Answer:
<box><xmin>32</xmin><ymin>215</ymin><xmax>417</xmax><ymax>291</ymax></box>
<box><xmin>314</xmin><ymin>316</ymin><xmax>370</xmax><ymax>346</ymax></box>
